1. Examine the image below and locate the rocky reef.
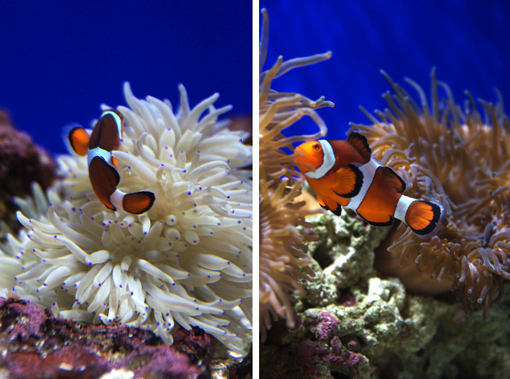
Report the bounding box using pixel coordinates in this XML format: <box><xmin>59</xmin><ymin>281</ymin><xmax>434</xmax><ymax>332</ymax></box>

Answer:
<box><xmin>260</xmin><ymin>211</ymin><xmax>510</xmax><ymax>378</ymax></box>
<box><xmin>0</xmin><ymin>296</ymin><xmax>252</xmax><ymax>378</ymax></box>
<box><xmin>0</xmin><ymin>111</ymin><xmax>57</xmax><ymax>235</ymax></box>
<box><xmin>0</xmin><ymin>100</ymin><xmax>251</xmax><ymax>377</ymax></box>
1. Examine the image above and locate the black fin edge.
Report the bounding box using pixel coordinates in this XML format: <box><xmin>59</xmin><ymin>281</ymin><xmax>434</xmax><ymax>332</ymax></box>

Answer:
<box><xmin>381</xmin><ymin>166</ymin><xmax>406</xmax><ymax>194</ymax></box>
<box><xmin>320</xmin><ymin>203</ymin><xmax>342</xmax><ymax>216</ymax></box>
<box><xmin>410</xmin><ymin>201</ymin><xmax>442</xmax><ymax>236</ymax></box>
<box><xmin>347</xmin><ymin>132</ymin><xmax>372</xmax><ymax>161</ymax></box>
<box><xmin>124</xmin><ymin>191</ymin><xmax>156</xmax><ymax>214</ymax></box>
<box><xmin>92</xmin><ymin>155</ymin><xmax>121</xmax><ymax>186</ymax></box>
<box><xmin>358</xmin><ymin>213</ymin><xmax>394</xmax><ymax>227</ymax></box>
<box><xmin>333</xmin><ymin>164</ymin><xmax>363</xmax><ymax>198</ymax></box>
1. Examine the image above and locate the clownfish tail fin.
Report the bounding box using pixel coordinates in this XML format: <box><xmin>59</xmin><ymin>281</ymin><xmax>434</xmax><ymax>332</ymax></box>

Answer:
<box><xmin>405</xmin><ymin>199</ymin><xmax>443</xmax><ymax>237</ymax></box>
<box><xmin>122</xmin><ymin>191</ymin><xmax>155</xmax><ymax>215</ymax></box>
<box><xmin>62</xmin><ymin>123</ymin><xmax>89</xmax><ymax>156</ymax></box>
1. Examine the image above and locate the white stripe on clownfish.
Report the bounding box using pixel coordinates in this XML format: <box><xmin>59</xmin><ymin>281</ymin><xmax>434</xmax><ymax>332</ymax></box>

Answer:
<box><xmin>394</xmin><ymin>195</ymin><xmax>417</xmax><ymax>222</ymax></box>
<box><xmin>303</xmin><ymin>139</ymin><xmax>380</xmax><ymax>214</ymax></box>
<box><xmin>304</xmin><ymin>140</ymin><xmax>335</xmax><ymax>179</ymax></box>
<box><xmin>87</xmin><ymin>147</ymin><xmax>111</xmax><ymax>167</ymax></box>
<box><xmin>344</xmin><ymin>158</ymin><xmax>379</xmax><ymax>213</ymax></box>
<box><xmin>101</xmin><ymin>110</ymin><xmax>123</xmax><ymax>135</ymax></box>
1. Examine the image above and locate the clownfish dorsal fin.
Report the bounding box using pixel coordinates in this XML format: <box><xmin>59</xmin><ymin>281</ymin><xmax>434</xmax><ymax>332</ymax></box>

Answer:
<box><xmin>63</xmin><ymin>123</ymin><xmax>90</xmax><ymax>156</ymax></box>
<box><xmin>347</xmin><ymin>132</ymin><xmax>372</xmax><ymax>163</ymax></box>
<box><xmin>89</xmin><ymin>110</ymin><xmax>123</xmax><ymax>152</ymax></box>
<box><xmin>332</xmin><ymin>164</ymin><xmax>363</xmax><ymax>198</ymax></box>
<box><xmin>379</xmin><ymin>166</ymin><xmax>406</xmax><ymax>194</ymax></box>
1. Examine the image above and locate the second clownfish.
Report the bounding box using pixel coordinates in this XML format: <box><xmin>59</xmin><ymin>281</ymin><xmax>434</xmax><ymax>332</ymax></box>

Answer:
<box><xmin>295</xmin><ymin>132</ymin><xmax>443</xmax><ymax>236</ymax></box>
<box><xmin>65</xmin><ymin>110</ymin><xmax>155</xmax><ymax>214</ymax></box>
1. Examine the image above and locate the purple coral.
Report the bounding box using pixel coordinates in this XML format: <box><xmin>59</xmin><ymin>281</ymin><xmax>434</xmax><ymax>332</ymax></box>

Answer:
<box><xmin>310</xmin><ymin>312</ymin><xmax>339</xmax><ymax>342</ymax></box>
<box><xmin>298</xmin><ymin>312</ymin><xmax>364</xmax><ymax>377</ymax></box>
<box><xmin>0</xmin><ymin>297</ymin><xmax>210</xmax><ymax>378</ymax></box>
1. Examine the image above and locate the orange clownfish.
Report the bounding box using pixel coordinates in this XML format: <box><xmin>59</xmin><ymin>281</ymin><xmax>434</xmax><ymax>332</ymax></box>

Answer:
<box><xmin>295</xmin><ymin>132</ymin><xmax>443</xmax><ymax>236</ymax></box>
<box><xmin>65</xmin><ymin>110</ymin><xmax>155</xmax><ymax>214</ymax></box>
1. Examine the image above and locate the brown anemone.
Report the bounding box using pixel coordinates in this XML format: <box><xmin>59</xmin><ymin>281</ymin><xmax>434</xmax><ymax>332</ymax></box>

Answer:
<box><xmin>349</xmin><ymin>68</ymin><xmax>510</xmax><ymax>318</ymax></box>
<box><xmin>259</xmin><ymin>8</ymin><xmax>333</xmax><ymax>339</ymax></box>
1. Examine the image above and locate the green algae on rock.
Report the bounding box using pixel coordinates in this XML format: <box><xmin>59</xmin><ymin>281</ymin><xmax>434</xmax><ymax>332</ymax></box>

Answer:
<box><xmin>304</xmin><ymin>211</ymin><xmax>391</xmax><ymax>307</ymax></box>
<box><xmin>260</xmin><ymin>211</ymin><xmax>510</xmax><ymax>379</ymax></box>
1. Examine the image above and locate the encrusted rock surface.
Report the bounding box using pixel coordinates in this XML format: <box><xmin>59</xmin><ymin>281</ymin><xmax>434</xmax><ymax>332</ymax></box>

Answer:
<box><xmin>0</xmin><ymin>297</ymin><xmax>251</xmax><ymax>379</ymax></box>
<box><xmin>260</xmin><ymin>212</ymin><xmax>510</xmax><ymax>378</ymax></box>
<box><xmin>0</xmin><ymin>111</ymin><xmax>57</xmax><ymax>235</ymax></box>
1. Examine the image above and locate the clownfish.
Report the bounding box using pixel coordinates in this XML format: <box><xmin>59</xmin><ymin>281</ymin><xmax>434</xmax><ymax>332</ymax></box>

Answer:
<box><xmin>65</xmin><ymin>110</ymin><xmax>155</xmax><ymax>214</ymax></box>
<box><xmin>295</xmin><ymin>132</ymin><xmax>443</xmax><ymax>236</ymax></box>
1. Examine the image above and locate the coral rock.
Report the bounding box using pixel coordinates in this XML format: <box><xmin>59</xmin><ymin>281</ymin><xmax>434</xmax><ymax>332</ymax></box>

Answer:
<box><xmin>0</xmin><ymin>297</ymin><xmax>211</xmax><ymax>379</ymax></box>
<box><xmin>260</xmin><ymin>211</ymin><xmax>510</xmax><ymax>378</ymax></box>
<box><xmin>0</xmin><ymin>110</ymin><xmax>57</xmax><ymax>233</ymax></box>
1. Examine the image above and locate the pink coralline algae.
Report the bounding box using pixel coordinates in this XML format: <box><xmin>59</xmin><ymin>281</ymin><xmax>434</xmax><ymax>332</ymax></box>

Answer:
<box><xmin>339</xmin><ymin>290</ymin><xmax>357</xmax><ymax>308</ymax></box>
<box><xmin>0</xmin><ymin>297</ymin><xmax>211</xmax><ymax>378</ymax></box>
<box><xmin>311</xmin><ymin>312</ymin><xmax>339</xmax><ymax>342</ymax></box>
<box><xmin>0</xmin><ymin>297</ymin><xmax>47</xmax><ymax>340</ymax></box>
<box><xmin>298</xmin><ymin>312</ymin><xmax>364</xmax><ymax>378</ymax></box>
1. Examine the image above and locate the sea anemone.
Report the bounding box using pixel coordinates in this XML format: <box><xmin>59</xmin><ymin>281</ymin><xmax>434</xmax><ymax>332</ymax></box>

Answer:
<box><xmin>349</xmin><ymin>68</ymin><xmax>510</xmax><ymax>318</ymax></box>
<box><xmin>259</xmin><ymin>8</ymin><xmax>333</xmax><ymax>339</ymax></box>
<box><xmin>1</xmin><ymin>83</ymin><xmax>252</xmax><ymax>356</ymax></box>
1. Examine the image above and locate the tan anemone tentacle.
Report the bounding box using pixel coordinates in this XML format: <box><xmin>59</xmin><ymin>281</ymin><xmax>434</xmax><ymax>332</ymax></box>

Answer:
<box><xmin>351</xmin><ymin>68</ymin><xmax>510</xmax><ymax>317</ymax></box>
<box><xmin>259</xmin><ymin>8</ymin><xmax>333</xmax><ymax>340</ymax></box>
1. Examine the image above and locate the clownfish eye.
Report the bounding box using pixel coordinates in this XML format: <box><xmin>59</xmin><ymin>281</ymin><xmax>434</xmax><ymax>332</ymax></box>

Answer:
<box><xmin>313</xmin><ymin>143</ymin><xmax>321</xmax><ymax>151</ymax></box>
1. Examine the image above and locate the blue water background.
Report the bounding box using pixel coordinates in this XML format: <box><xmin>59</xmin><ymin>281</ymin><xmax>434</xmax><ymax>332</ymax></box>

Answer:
<box><xmin>260</xmin><ymin>1</ymin><xmax>510</xmax><ymax>141</ymax></box>
<box><xmin>0</xmin><ymin>1</ymin><xmax>251</xmax><ymax>154</ymax></box>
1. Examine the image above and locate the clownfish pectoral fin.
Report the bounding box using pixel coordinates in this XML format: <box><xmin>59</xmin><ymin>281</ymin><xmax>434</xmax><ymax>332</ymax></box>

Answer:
<box><xmin>62</xmin><ymin>123</ymin><xmax>90</xmax><ymax>156</ymax></box>
<box><xmin>122</xmin><ymin>191</ymin><xmax>155</xmax><ymax>214</ymax></box>
<box><xmin>347</xmin><ymin>132</ymin><xmax>372</xmax><ymax>163</ymax></box>
<box><xmin>405</xmin><ymin>200</ymin><xmax>443</xmax><ymax>236</ymax></box>
<box><xmin>330</xmin><ymin>206</ymin><xmax>342</xmax><ymax>216</ymax></box>
<box><xmin>379</xmin><ymin>167</ymin><xmax>406</xmax><ymax>194</ymax></box>
<box><xmin>318</xmin><ymin>194</ymin><xmax>342</xmax><ymax>216</ymax></box>
<box><xmin>332</xmin><ymin>164</ymin><xmax>363</xmax><ymax>198</ymax></box>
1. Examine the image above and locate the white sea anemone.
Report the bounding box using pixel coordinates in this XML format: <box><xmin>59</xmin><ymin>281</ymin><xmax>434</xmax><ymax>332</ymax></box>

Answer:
<box><xmin>2</xmin><ymin>83</ymin><xmax>252</xmax><ymax>356</ymax></box>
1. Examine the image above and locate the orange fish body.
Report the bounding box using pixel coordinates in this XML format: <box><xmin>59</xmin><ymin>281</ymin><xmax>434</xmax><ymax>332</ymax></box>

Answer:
<box><xmin>65</xmin><ymin>110</ymin><xmax>155</xmax><ymax>215</ymax></box>
<box><xmin>295</xmin><ymin>132</ymin><xmax>443</xmax><ymax>236</ymax></box>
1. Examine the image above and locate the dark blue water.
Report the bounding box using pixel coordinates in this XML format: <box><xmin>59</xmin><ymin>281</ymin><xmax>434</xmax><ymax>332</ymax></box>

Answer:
<box><xmin>260</xmin><ymin>1</ymin><xmax>510</xmax><ymax>141</ymax></box>
<box><xmin>0</xmin><ymin>1</ymin><xmax>251</xmax><ymax>154</ymax></box>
